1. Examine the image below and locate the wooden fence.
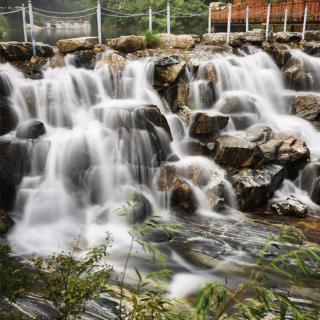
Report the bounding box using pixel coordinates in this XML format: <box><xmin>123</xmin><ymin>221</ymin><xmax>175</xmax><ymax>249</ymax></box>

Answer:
<box><xmin>212</xmin><ymin>0</ymin><xmax>320</xmax><ymax>25</ymax></box>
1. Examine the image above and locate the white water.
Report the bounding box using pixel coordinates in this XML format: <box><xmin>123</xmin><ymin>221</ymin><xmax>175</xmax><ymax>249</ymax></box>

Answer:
<box><xmin>2</xmin><ymin>47</ymin><xmax>320</xmax><ymax>298</ymax></box>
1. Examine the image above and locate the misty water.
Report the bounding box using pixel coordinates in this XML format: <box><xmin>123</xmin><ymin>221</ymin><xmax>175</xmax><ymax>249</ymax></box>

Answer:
<box><xmin>1</xmin><ymin>44</ymin><xmax>320</xmax><ymax>314</ymax></box>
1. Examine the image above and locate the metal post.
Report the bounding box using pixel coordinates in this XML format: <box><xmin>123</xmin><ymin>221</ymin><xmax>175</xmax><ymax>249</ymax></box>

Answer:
<box><xmin>22</xmin><ymin>4</ymin><xmax>28</xmax><ymax>42</ymax></box>
<box><xmin>208</xmin><ymin>4</ymin><xmax>212</xmax><ymax>34</ymax></box>
<box><xmin>167</xmin><ymin>2</ymin><xmax>170</xmax><ymax>35</ymax></box>
<box><xmin>245</xmin><ymin>5</ymin><xmax>249</xmax><ymax>33</ymax></box>
<box><xmin>97</xmin><ymin>0</ymin><xmax>102</xmax><ymax>44</ymax></box>
<box><xmin>265</xmin><ymin>3</ymin><xmax>271</xmax><ymax>41</ymax></box>
<box><xmin>284</xmin><ymin>7</ymin><xmax>288</xmax><ymax>32</ymax></box>
<box><xmin>302</xmin><ymin>5</ymin><xmax>308</xmax><ymax>40</ymax></box>
<box><xmin>226</xmin><ymin>3</ymin><xmax>232</xmax><ymax>44</ymax></box>
<box><xmin>28</xmin><ymin>0</ymin><xmax>36</xmax><ymax>56</ymax></box>
<box><xmin>149</xmin><ymin>7</ymin><xmax>152</xmax><ymax>31</ymax></box>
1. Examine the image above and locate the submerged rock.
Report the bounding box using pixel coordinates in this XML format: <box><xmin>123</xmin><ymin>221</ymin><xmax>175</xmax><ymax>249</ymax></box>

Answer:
<box><xmin>213</xmin><ymin>135</ymin><xmax>264</xmax><ymax>168</ymax></box>
<box><xmin>97</xmin><ymin>51</ymin><xmax>127</xmax><ymax>75</ymax></box>
<box><xmin>0</xmin><ymin>98</ymin><xmax>18</xmax><ymax>135</ymax></box>
<box><xmin>271</xmin><ymin>195</ymin><xmax>308</xmax><ymax>218</ymax></box>
<box><xmin>229</xmin><ymin>164</ymin><xmax>285</xmax><ymax>211</ymax></box>
<box><xmin>189</xmin><ymin>112</ymin><xmax>229</xmax><ymax>141</ymax></box>
<box><xmin>108</xmin><ymin>35</ymin><xmax>146</xmax><ymax>53</ymax></box>
<box><xmin>16</xmin><ymin>119</ymin><xmax>46</xmax><ymax>140</ymax></box>
<box><xmin>289</xmin><ymin>94</ymin><xmax>320</xmax><ymax>129</ymax></box>
<box><xmin>57</xmin><ymin>37</ymin><xmax>98</xmax><ymax>54</ymax></box>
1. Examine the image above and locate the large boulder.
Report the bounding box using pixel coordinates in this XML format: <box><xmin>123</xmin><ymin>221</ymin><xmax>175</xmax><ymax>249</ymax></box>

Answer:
<box><xmin>16</xmin><ymin>119</ymin><xmax>46</xmax><ymax>140</ymax></box>
<box><xmin>228</xmin><ymin>164</ymin><xmax>285</xmax><ymax>211</ymax></box>
<box><xmin>272</xmin><ymin>32</ymin><xmax>302</xmax><ymax>43</ymax></box>
<box><xmin>128</xmin><ymin>192</ymin><xmax>153</xmax><ymax>224</ymax></box>
<box><xmin>96</xmin><ymin>51</ymin><xmax>127</xmax><ymax>75</ymax></box>
<box><xmin>289</xmin><ymin>94</ymin><xmax>320</xmax><ymax>129</ymax></box>
<box><xmin>244</xmin><ymin>29</ymin><xmax>265</xmax><ymax>44</ymax></box>
<box><xmin>108</xmin><ymin>36</ymin><xmax>146</xmax><ymax>53</ymax></box>
<box><xmin>304</xmin><ymin>31</ymin><xmax>320</xmax><ymax>42</ymax></box>
<box><xmin>212</xmin><ymin>135</ymin><xmax>264</xmax><ymax>168</ymax></box>
<box><xmin>157</xmin><ymin>34</ymin><xmax>195</xmax><ymax>50</ymax></box>
<box><xmin>0</xmin><ymin>139</ymin><xmax>29</xmax><ymax>210</ymax></box>
<box><xmin>0</xmin><ymin>42</ymin><xmax>53</xmax><ymax>61</ymax></box>
<box><xmin>154</xmin><ymin>55</ymin><xmax>186</xmax><ymax>87</ymax></box>
<box><xmin>283</xmin><ymin>56</ymin><xmax>314</xmax><ymax>91</ymax></box>
<box><xmin>0</xmin><ymin>99</ymin><xmax>18</xmax><ymax>135</ymax></box>
<box><xmin>73</xmin><ymin>50</ymin><xmax>96</xmax><ymax>69</ymax></box>
<box><xmin>258</xmin><ymin>132</ymin><xmax>310</xmax><ymax>165</ymax></box>
<box><xmin>271</xmin><ymin>195</ymin><xmax>308</xmax><ymax>218</ymax></box>
<box><xmin>203</xmin><ymin>33</ymin><xmax>227</xmax><ymax>45</ymax></box>
<box><xmin>57</xmin><ymin>37</ymin><xmax>98</xmax><ymax>54</ymax></box>
<box><xmin>189</xmin><ymin>112</ymin><xmax>229</xmax><ymax>141</ymax></box>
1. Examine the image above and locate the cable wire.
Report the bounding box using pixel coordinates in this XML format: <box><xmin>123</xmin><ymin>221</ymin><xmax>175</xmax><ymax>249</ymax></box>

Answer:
<box><xmin>0</xmin><ymin>8</ymin><xmax>22</xmax><ymax>15</ymax></box>
<box><xmin>32</xmin><ymin>7</ymin><xmax>96</xmax><ymax>15</ymax></box>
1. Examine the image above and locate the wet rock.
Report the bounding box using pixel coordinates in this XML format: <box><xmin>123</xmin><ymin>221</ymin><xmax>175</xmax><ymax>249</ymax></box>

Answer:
<box><xmin>244</xmin><ymin>29</ymin><xmax>265</xmax><ymax>44</ymax></box>
<box><xmin>202</xmin><ymin>62</ymin><xmax>218</xmax><ymax>83</ymax></box>
<box><xmin>289</xmin><ymin>94</ymin><xmax>320</xmax><ymax>129</ymax></box>
<box><xmin>129</xmin><ymin>193</ymin><xmax>153</xmax><ymax>224</ymax></box>
<box><xmin>16</xmin><ymin>120</ymin><xmax>46</xmax><ymax>140</ymax></box>
<box><xmin>154</xmin><ymin>55</ymin><xmax>186</xmax><ymax>87</ymax></box>
<box><xmin>259</xmin><ymin>132</ymin><xmax>310</xmax><ymax>165</ymax></box>
<box><xmin>176</xmin><ymin>106</ymin><xmax>191</xmax><ymax>126</ymax></box>
<box><xmin>189</xmin><ymin>112</ymin><xmax>229</xmax><ymax>141</ymax></box>
<box><xmin>267</xmin><ymin>43</ymin><xmax>292</xmax><ymax>67</ymax></box>
<box><xmin>171</xmin><ymin>177</ymin><xmax>198</xmax><ymax>214</ymax></box>
<box><xmin>229</xmin><ymin>164</ymin><xmax>285</xmax><ymax>211</ymax></box>
<box><xmin>57</xmin><ymin>37</ymin><xmax>98</xmax><ymax>54</ymax></box>
<box><xmin>283</xmin><ymin>56</ymin><xmax>313</xmax><ymax>91</ymax></box>
<box><xmin>97</xmin><ymin>51</ymin><xmax>127</xmax><ymax>74</ymax></box>
<box><xmin>247</xmin><ymin>126</ymin><xmax>273</xmax><ymax>145</ymax></box>
<box><xmin>304</xmin><ymin>30</ymin><xmax>320</xmax><ymax>42</ymax></box>
<box><xmin>73</xmin><ymin>50</ymin><xmax>96</xmax><ymax>69</ymax></box>
<box><xmin>205</xmin><ymin>170</ymin><xmax>227</xmax><ymax>209</ymax></box>
<box><xmin>297</xmin><ymin>161</ymin><xmax>320</xmax><ymax>205</ymax></box>
<box><xmin>48</xmin><ymin>49</ymin><xmax>66</xmax><ymax>68</ymax></box>
<box><xmin>303</xmin><ymin>42</ymin><xmax>320</xmax><ymax>57</ymax></box>
<box><xmin>180</xmin><ymin>140</ymin><xmax>211</xmax><ymax>157</ymax></box>
<box><xmin>0</xmin><ymin>139</ymin><xmax>29</xmax><ymax>210</ymax></box>
<box><xmin>271</xmin><ymin>195</ymin><xmax>308</xmax><ymax>218</ymax></box>
<box><xmin>0</xmin><ymin>210</ymin><xmax>14</xmax><ymax>235</ymax></box>
<box><xmin>272</xmin><ymin>32</ymin><xmax>302</xmax><ymax>43</ymax></box>
<box><xmin>0</xmin><ymin>98</ymin><xmax>18</xmax><ymax>135</ymax></box>
<box><xmin>11</xmin><ymin>56</ymin><xmax>48</xmax><ymax>79</ymax></box>
<box><xmin>0</xmin><ymin>70</ymin><xmax>13</xmax><ymax>97</ymax></box>
<box><xmin>213</xmin><ymin>135</ymin><xmax>264</xmax><ymax>168</ymax></box>
<box><xmin>108</xmin><ymin>36</ymin><xmax>146</xmax><ymax>53</ymax></box>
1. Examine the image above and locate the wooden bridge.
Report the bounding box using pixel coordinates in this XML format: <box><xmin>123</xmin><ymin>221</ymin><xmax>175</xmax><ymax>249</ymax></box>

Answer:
<box><xmin>212</xmin><ymin>0</ymin><xmax>320</xmax><ymax>27</ymax></box>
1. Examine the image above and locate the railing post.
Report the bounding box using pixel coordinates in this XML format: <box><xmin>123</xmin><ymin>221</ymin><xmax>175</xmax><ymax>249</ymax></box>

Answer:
<box><xmin>226</xmin><ymin>3</ymin><xmax>232</xmax><ymax>44</ymax></box>
<box><xmin>245</xmin><ymin>5</ymin><xmax>249</xmax><ymax>32</ymax></box>
<box><xmin>302</xmin><ymin>5</ymin><xmax>308</xmax><ymax>40</ymax></box>
<box><xmin>265</xmin><ymin>3</ymin><xmax>271</xmax><ymax>41</ymax></box>
<box><xmin>97</xmin><ymin>0</ymin><xmax>102</xmax><ymax>44</ymax></box>
<box><xmin>167</xmin><ymin>1</ymin><xmax>170</xmax><ymax>35</ymax></box>
<box><xmin>149</xmin><ymin>7</ymin><xmax>152</xmax><ymax>32</ymax></box>
<box><xmin>208</xmin><ymin>3</ymin><xmax>212</xmax><ymax>34</ymax></box>
<box><xmin>28</xmin><ymin>0</ymin><xmax>36</xmax><ymax>56</ymax></box>
<box><xmin>284</xmin><ymin>7</ymin><xmax>288</xmax><ymax>33</ymax></box>
<box><xmin>22</xmin><ymin>4</ymin><xmax>28</xmax><ymax>42</ymax></box>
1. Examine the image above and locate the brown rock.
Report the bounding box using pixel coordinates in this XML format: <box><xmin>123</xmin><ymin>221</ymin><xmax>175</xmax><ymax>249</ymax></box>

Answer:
<box><xmin>108</xmin><ymin>35</ymin><xmax>146</xmax><ymax>53</ymax></box>
<box><xmin>56</xmin><ymin>37</ymin><xmax>98</xmax><ymax>54</ymax></box>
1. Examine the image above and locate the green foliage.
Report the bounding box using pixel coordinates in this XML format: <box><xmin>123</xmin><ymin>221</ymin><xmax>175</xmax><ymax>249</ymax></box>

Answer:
<box><xmin>0</xmin><ymin>244</ymin><xmax>30</xmax><ymax>303</ymax></box>
<box><xmin>31</xmin><ymin>237</ymin><xmax>112</xmax><ymax>320</ymax></box>
<box><xmin>143</xmin><ymin>30</ymin><xmax>160</xmax><ymax>48</ymax></box>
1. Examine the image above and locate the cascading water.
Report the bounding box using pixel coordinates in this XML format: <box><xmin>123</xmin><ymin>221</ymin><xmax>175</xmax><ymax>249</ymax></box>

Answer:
<box><xmin>2</xmin><ymin>44</ymin><xmax>320</xmax><ymax>304</ymax></box>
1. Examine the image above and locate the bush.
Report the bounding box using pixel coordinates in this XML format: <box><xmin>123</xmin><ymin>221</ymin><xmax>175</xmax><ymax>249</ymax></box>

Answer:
<box><xmin>143</xmin><ymin>31</ymin><xmax>161</xmax><ymax>49</ymax></box>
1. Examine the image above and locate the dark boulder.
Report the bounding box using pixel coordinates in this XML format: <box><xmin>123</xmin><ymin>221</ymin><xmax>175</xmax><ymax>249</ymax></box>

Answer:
<box><xmin>129</xmin><ymin>193</ymin><xmax>153</xmax><ymax>224</ymax></box>
<box><xmin>228</xmin><ymin>164</ymin><xmax>285</xmax><ymax>211</ymax></box>
<box><xmin>213</xmin><ymin>135</ymin><xmax>264</xmax><ymax>168</ymax></box>
<box><xmin>303</xmin><ymin>42</ymin><xmax>320</xmax><ymax>57</ymax></box>
<box><xmin>0</xmin><ymin>70</ymin><xmax>13</xmax><ymax>97</ymax></box>
<box><xmin>0</xmin><ymin>210</ymin><xmax>14</xmax><ymax>235</ymax></box>
<box><xmin>189</xmin><ymin>112</ymin><xmax>229</xmax><ymax>141</ymax></box>
<box><xmin>73</xmin><ymin>50</ymin><xmax>96</xmax><ymax>69</ymax></box>
<box><xmin>271</xmin><ymin>195</ymin><xmax>308</xmax><ymax>218</ymax></box>
<box><xmin>0</xmin><ymin>99</ymin><xmax>18</xmax><ymax>135</ymax></box>
<box><xmin>16</xmin><ymin>119</ymin><xmax>46</xmax><ymax>140</ymax></box>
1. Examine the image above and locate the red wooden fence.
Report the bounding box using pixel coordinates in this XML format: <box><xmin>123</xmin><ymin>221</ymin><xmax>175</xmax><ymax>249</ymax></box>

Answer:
<box><xmin>212</xmin><ymin>0</ymin><xmax>320</xmax><ymax>24</ymax></box>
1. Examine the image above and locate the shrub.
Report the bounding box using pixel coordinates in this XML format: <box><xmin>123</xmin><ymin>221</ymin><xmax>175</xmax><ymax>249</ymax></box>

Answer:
<box><xmin>143</xmin><ymin>30</ymin><xmax>161</xmax><ymax>49</ymax></box>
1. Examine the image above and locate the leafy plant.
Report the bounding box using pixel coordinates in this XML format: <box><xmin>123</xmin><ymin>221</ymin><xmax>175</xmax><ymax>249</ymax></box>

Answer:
<box><xmin>143</xmin><ymin>30</ymin><xmax>161</xmax><ymax>48</ymax></box>
<box><xmin>31</xmin><ymin>237</ymin><xmax>112</xmax><ymax>320</ymax></box>
<box><xmin>193</xmin><ymin>226</ymin><xmax>320</xmax><ymax>320</ymax></box>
